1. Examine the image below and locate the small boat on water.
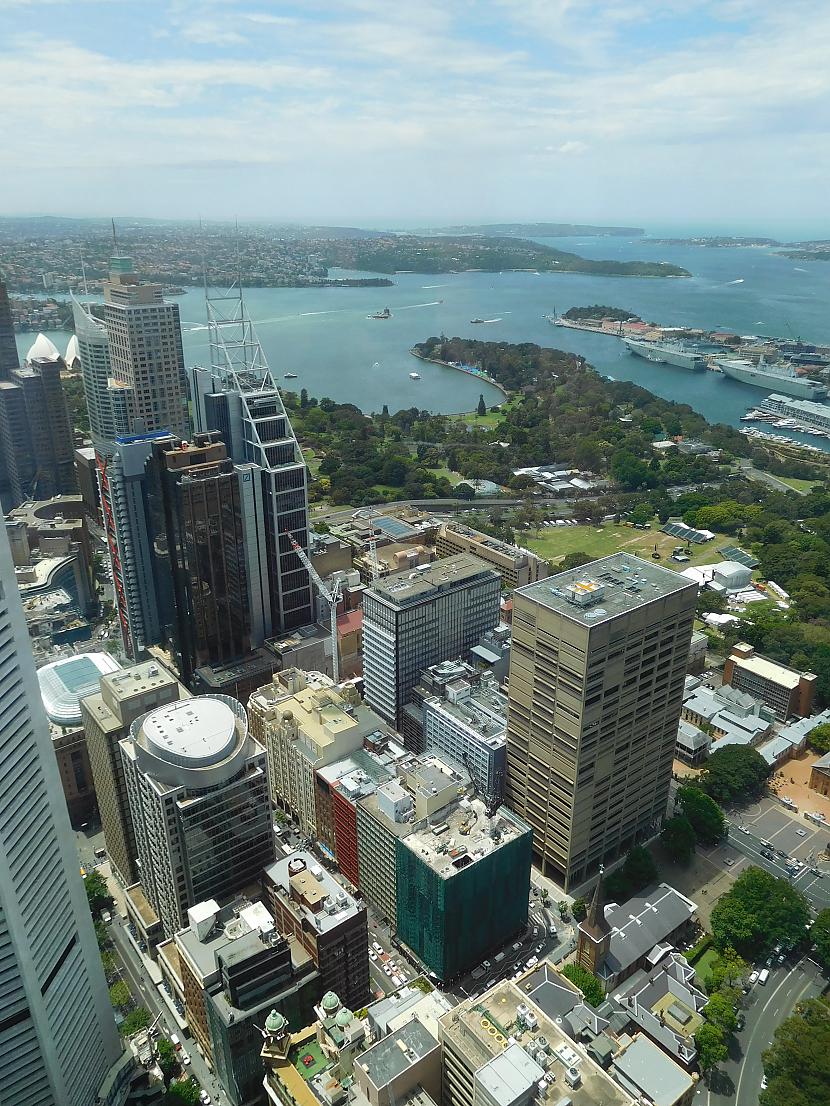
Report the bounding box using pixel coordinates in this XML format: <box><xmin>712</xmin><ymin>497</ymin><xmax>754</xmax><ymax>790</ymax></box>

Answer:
<box><xmin>470</xmin><ymin>318</ymin><xmax>485</xmax><ymax>324</ymax></box>
<box><xmin>368</xmin><ymin>307</ymin><xmax>392</xmax><ymax>320</ymax></box>
<box><xmin>409</xmin><ymin>372</ymin><xmax>420</xmax><ymax>380</ymax></box>
<box><xmin>284</xmin><ymin>372</ymin><xmax>298</xmax><ymax>379</ymax></box>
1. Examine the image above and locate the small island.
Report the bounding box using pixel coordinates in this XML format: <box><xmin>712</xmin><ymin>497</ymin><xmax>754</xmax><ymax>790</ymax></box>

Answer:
<box><xmin>319</xmin><ymin>235</ymin><xmax>690</xmax><ymax>279</ymax></box>
<box><xmin>562</xmin><ymin>305</ymin><xmax>640</xmax><ymax>322</ymax></box>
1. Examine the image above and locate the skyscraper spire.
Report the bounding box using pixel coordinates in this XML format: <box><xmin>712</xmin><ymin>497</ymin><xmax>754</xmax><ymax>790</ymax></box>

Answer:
<box><xmin>587</xmin><ymin>864</ymin><xmax>606</xmax><ymax>929</ymax></box>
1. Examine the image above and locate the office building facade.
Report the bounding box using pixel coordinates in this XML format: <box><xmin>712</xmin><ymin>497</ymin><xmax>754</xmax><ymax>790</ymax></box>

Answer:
<box><xmin>120</xmin><ymin>695</ymin><xmax>273</xmax><ymax>937</ymax></box>
<box><xmin>0</xmin><ymin>333</ymin><xmax>77</xmax><ymax>507</ymax></box>
<box><xmin>0</xmin><ymin>520</ymin><xmax>121</xmax><ymax>1106</ymax></box>
<box><xmin>101</xmin><ymin>256</ymin><xmax>189</xmax><ymax>438</ymax></box>
<box><xmin>0</xmin><ymin>275</ymin><xmax>18</xmax><ymax>379</ymax></box>
<box><xmin>265</xmin><ymin>852</ymin><xmax>370</xmax><ymax>1011</ymax></box>
<box><xmin>188</xmin><ymin>291</ymin><xmax>312</xmax><ymax>634</ymax></box>
<box><xmin>506</xmin><ymin>554</ymin><xmax>697</xmax><ymax>890</ymax></box>
<box><xmin>362</xmin><ymin>554</ymin><xmax>501</xmax><ymax>732</ymax></box>
<box><xmin>80</xmin><ymin>659</ymin><xmax>187</xmax><ymax>886</ymax></box>
<box><xmin>101</xmin><ymin>429</ymin><xmax>270</xmax><ymax>672</ymax></box>
<box><xmin>723</xmin><ymin>641</ymin><xmax>817</xmax><ymax>719</ymax></box>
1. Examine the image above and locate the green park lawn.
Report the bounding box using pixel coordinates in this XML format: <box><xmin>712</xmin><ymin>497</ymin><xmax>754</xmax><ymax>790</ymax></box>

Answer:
<box><xmin>449</xmin><ymin>395</ymin><xmax>519</xmax><ymax>429</ymax></box>
<box><xmin>691</xmin><ymin>947</ymin><xmax>720</xmax><ymax>989</ymax></box>
<box><xmin>775</xmin><ymin>475</ymin><xmax>820</xmax><ymax>493</ymax></box>
<box><xmin>527</xmin><ymin>523</ymin><xmax>728</xmax><ymax>570</ymax></box>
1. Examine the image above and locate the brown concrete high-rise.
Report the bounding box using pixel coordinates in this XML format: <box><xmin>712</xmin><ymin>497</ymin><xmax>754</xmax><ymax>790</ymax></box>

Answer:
<box><xmin>506</xmin><ymin>553</ymin><xmax>697</xmax><ymax>891</ymax></box>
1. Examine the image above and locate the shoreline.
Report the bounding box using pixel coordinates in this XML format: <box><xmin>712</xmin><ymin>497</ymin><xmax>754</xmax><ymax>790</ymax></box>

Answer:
<box><xmin>409</xmin><ymin>348</ymin><xmax>510</xmax><ymax>400</ymax></box>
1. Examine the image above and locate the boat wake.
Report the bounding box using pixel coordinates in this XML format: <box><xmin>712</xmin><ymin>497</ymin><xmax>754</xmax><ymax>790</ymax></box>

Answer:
<box><xmin>421</xmin><ymin>284</ymin><xmax>449</xmax><ymax>289</ymax></box>
<box><xmin>725</xmin><ymin>278</ymin><xmax>744</xmax><ymax>285</ymax></box>
<box><xmin>397</xmin><ymin>301</ymin><xmax>443</xmax><ymax>310</ymax></box>
<box><xmin>794</xmin><ymin>267</ymin><xmax>808</xmax><ymax>273</ymax></box>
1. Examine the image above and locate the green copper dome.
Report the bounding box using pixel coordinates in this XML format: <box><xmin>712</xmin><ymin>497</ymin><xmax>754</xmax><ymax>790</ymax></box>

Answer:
<box><xmin>265</xmin><ymin>1009</ymin><xmax>287</xmax><ymax>1034</ymax></box>
<box><xmin>321</xmin><ymin>991</ymin><xmax>341</xmax><ymax>1014</ymax></box>
<box><xmin>335</xmin><ymin>1008</ymin><xmax>353</xmax><ymax>1028</ymax></box>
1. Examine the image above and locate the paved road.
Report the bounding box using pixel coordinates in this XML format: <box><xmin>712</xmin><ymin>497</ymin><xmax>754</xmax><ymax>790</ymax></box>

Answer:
<box><xmin>738</xmin><ymin>459</ymin><xmax>809</xmax><ymax>495</ymax></box>
<box><xmin>109</xmin><ymin>917</ymin><xmax>226</xmax><ymax>1104</ymax></box>
<box><xmin>701</xmin><ymin>954</ymin><xmax>825</xmax><ymax>1106</ymax></box>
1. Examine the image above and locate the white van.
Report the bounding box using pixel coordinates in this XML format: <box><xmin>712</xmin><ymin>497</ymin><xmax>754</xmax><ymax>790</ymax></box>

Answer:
<box><xmin>758</xmin><ymin>968</ymin><xmax>770</xmax><ymax>985</ymax></box>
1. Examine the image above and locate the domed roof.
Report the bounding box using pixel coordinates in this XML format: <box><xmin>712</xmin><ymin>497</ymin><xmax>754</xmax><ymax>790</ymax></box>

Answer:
<box><xmin>65</xmin><ymin>335</ymin><xmax>79</xmax><ymax>365</ymax></box>
<box><xmin>335</xmin><ymin>1008</ymin><xmax>353</xmax><ymax>1028</ymax></box>
<box><xmin>265</xmin><ymin>1009</ymin><xmax>287</xmax><ymax>1034</ymax></box>
<box><xmin>321</xmin><ymin>991</ymin><xmax>341</xmax><ymax>1014</ymax></box>
<box><xmin>26</xmin><ymin>333</ymin><xmax>61</xmax><ymax>363</ymax></box>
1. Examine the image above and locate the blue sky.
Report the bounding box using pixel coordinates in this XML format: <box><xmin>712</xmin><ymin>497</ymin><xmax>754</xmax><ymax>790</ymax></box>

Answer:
<box><xmin>1</xmin><ymin>0</ymin><xmax>828</xmax><ymax>230</ymax></box>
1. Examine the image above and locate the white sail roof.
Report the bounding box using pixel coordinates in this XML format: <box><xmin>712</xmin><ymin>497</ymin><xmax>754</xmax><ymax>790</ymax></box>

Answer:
<box><xmin>26</xmin><ymin>333</ymin><xmax>60</xmax><ymax>363</ymax></box>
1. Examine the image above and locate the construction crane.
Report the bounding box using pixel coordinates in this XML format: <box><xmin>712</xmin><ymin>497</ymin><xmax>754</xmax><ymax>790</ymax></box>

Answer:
<box><xmin>364</xmin><ymin>509</ymin><xmax>380</xmax><ymax>582</ymax></box>
<box><xmin>287</xmin><ymin>531</ymin><xmax>342</xmax><ymax>683</ymax></box>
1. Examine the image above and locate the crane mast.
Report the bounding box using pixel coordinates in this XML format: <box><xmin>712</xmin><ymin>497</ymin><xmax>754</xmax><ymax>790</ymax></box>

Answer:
<box><xmin>287</xmin><ymin>532</ymin><xmax>342</xmax><ymax>683</ymax></box>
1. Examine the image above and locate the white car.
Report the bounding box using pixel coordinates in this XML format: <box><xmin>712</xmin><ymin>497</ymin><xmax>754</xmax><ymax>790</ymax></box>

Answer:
<box><xmin>200</xmin><ymin>1093</ymin><xmax>211</xmax><ymax>1105</ymax></box>
<box><xmin>369</xmin><ymin>951</ymin><xmax>377</xmax><ymax>962</ymax></box>
<box><xmin>748</xmin><ymin>970</ymin><xmax>759</xmax><ymax>985</ymax></box>
<box><xmin>181</xmin><ymin>1052</ymin><xmax>191</xmax><ymax>1066</ymax></box>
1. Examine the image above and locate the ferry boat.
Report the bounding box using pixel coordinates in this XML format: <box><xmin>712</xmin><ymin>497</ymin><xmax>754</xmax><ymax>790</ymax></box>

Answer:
<box><xmin>714</xmin><ymin>357</ymin><xmax>827</xmax><ymax>399</ymax></box>
<box><xmin>622</xmin><ymin>337</ymin><xmax>707</xmax><ymax>371</ymax></box>
<box><xmin>368</xmin><ymin>307</ymin><xmax>392</xmax><ymax>320</ymax></box>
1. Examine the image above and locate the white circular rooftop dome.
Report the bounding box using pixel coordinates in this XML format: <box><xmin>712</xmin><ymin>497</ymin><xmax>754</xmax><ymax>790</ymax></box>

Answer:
<box><xmin>141</xmin><ymin>697</ymin><xmax>241</xmax><ymax>769</ymax></box>
<box><xmin>38</xmin><ymin>652</ymin><xmax>122</xmax><ymax>727</ymax></box>
<box><xmin>26</xmin><ymin>332</ymin><xmax>61</xmax><ymax>363</ymax></box>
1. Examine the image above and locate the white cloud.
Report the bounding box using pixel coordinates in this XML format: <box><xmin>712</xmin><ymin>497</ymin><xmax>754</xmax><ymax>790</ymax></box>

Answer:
<box><xmin>1</xmin><ymin>0</ymin><xmax>829</xmax><ymax>222</ymax></box>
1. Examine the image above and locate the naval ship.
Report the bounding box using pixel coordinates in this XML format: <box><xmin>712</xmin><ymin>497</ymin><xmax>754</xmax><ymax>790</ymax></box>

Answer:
<box><xmin>713</xmin><ymin>357</ymin><xmax>828</xmax><ymax>400</ymax></box>
<box><xmin>622</xmin><ymin>337</ymin><xmax>707</xmax><ymax>371</ymax></box>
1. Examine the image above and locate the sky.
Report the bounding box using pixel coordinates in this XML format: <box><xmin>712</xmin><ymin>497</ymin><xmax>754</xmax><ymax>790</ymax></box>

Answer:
<box><xmin>1</xmin><ymin>0</ymin><xmax>829</xmax><ymax>232</ymax></box>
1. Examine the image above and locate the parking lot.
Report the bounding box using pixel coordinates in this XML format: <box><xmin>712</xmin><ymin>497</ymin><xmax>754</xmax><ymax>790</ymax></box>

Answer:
<box><xmin>693</xmin><ymin>794</ymin><xmax>830</xmax><ymax>914</ymax></box>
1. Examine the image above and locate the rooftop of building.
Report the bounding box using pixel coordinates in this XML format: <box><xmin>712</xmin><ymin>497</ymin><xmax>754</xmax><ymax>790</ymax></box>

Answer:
<box><xmin>439</xmin><ymin>979</ymin><xmax>632</xmax><ymax>1106</ymax></box>
<box><xmin>176</xmin><ymin>898</ymin><xmax>289</xmax><ymax>982</ymax></box>
<box><xmin>365</xmin><ymin>553</ymin><xmax>498</xmax><ymax>608</ymax></box>
<box><xmin>38</xmin><ymin>651</ymin><xmax>121</xmax><ymax>727</ymax></box>
<box><xmin>601</xmin><ymin>883</ymin><xmax>697</xmax><ymax>977</ymax></box>
<box><xmin>730</xmin><ymin>649</ymin><xmax>809</xmax><ymax>688</ymax></box>
<box><xmin>439</xmin><ymin>520</ymin><xmax>539</xmax><ymax>565</ymax></box>
<box><xmin>265</xmin><ymin>851</ymin><xmax>363</xmax><ymax>934</ymax></box>
<box><xmin>611</xmin><ymin>952</ymin><xmax>706</xmax><ymax>1063</ymax></box>
<box><xmin>423</xmin><ymin>671</ymin><xmax>507</xmax><ymax>747</ymax></box>
<box><xmin>611</xmin><ymin>1034</ymin><xmax>695</xmax><ymax>1106</ymax></box>
<box><xmin>357</xmin><ymin>1016</ymin><xmax>438</xmax><ymax>1089</ymax></box>
<box><xmin>401</xmin><ymin>796</ymin><xmax>529</xmax><ymax>879</ymax></box>
<box><xmin>516</xmin><ymin>553</ymin><xmax>696</xmax><ymax>626</ymax></box>
<box><xmin>316</xmin><ymin>744</ymin><xmax>403</xmax><ymax>798</ymax></box>
<box><xmin>135</xmin><ymin>695</ymin><xmax>246</xmax><ymax>770</ymax></box>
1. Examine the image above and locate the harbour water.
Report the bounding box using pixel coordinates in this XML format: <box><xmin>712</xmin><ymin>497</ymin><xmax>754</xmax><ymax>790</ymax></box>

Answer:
<box><xmin>15</xmin><ymin>236</ymin><xmax>830</xmax><ymax>447</ymax></box>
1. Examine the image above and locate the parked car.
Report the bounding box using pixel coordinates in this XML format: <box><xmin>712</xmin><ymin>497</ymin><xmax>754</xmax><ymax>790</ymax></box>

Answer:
<box><xmin>748</xmin><ymin>970</ymin><xmax>759</xmax><ymax>985</ymax></box>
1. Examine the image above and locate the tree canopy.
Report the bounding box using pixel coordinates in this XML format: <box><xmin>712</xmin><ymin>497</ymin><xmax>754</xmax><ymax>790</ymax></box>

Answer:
<box><xmin>695</xmin><ymin>1022</ymin><xmax>728</xmax><ymax>1073</ymax></box>
<box><xmin>811</xmin><ymin>910</ymin><xmax>830</xmax><ymax>971</ymax></box>
<box><xmin>84</xmin><ymin>870</ymin><xmax>114</xmax><ymax>920</ymax></box>
<box><xmin>604</xmin><ymin>846</ymin><xmax>659</xmax><ymax>903</ymax></box>
<box><xmin>701</xmin><ymin>745</ymin><xmax>771</xmax><ymax>803</ymax></box>
<box><xmin>761</xmin><ymin>998</ymin><xmax>830</xmax><ymax>1106</ymax></box>
<box><xmin>710</xmin><ymin>867</ymin><xmax>810</xmax><ymax>957</ymax></box>
<box><xmin>165</xmin><ymin>1078</ymin><xmax>201</xmax><ymax>1105</ymax></box>
<box><xmin>661</xmin><ymin>814</ymin><xmax>696</xmax><ymax>863</ymax></box>
<box><xmin>806</xmin><ymin>724</ymin><xmax>830</xmax><ymax>755</ymax></box>
<box><xmin>676</xmin><ymin>786</ymin><xmax>727</xmax><ymax>844</ymax></box>
<box><xmin>561</xmin><ymin>963</ymin><xmax>604</xmax><ymax>1007</ymax></box>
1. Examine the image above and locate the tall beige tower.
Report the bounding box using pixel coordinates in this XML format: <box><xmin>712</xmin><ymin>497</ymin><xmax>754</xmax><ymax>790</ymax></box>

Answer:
<box><xmin>506</xmin><ymin>553</ymin><xmax>697</xmax><ymax>890</ymax></box>
<box><xmin>102</xmin><ymin>255</ymin><xmax>189</xmax><ymax>437</ymax></box>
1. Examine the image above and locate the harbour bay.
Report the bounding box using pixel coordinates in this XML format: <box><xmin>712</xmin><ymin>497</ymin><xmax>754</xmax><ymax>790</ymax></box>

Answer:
<box><xmin>15</xmin><ymin>237</ymin><xmax>830</xmax><ymax>448</ymax></box>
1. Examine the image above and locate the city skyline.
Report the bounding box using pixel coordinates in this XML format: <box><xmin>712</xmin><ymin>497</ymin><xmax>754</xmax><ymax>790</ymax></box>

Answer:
<box><xmin>0</xmin><ymin>1</ymin><xmax>828</xmax><ymax>230</ymax></box>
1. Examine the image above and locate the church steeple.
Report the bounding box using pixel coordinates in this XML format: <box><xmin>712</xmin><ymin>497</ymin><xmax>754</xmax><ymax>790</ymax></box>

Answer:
<box><xmin>576</xmin><ymin>866</ymin><xmax>612</xmax><ymax>982</ymax></box>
